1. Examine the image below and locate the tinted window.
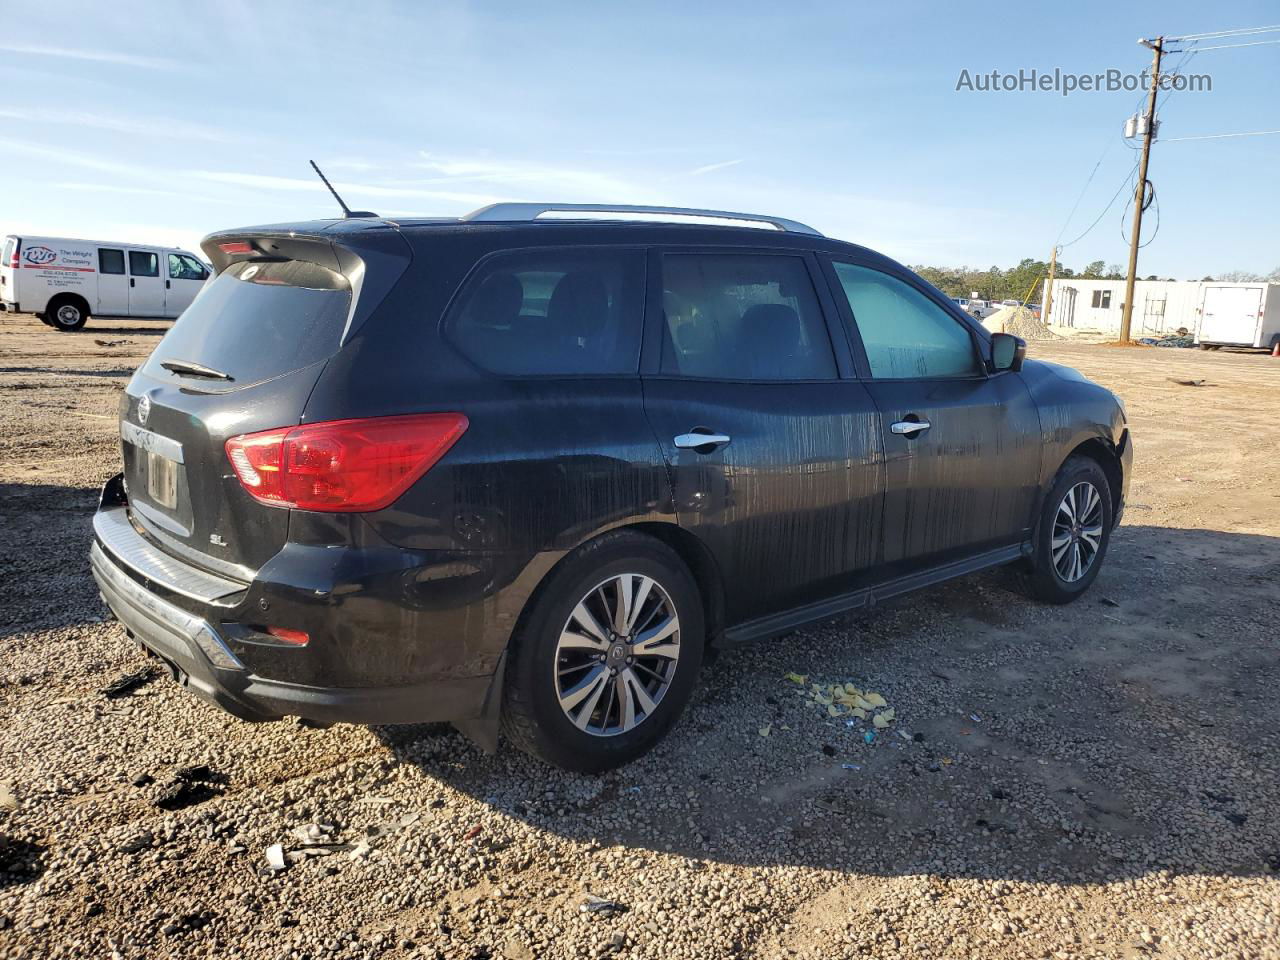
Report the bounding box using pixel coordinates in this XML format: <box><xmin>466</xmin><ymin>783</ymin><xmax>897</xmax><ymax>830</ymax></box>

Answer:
<box><xmin>168</xmin><ymin>253</ymin><xmax>207</xmax><ymax>281</ymax></box>
<box><xmin>660</xmin><ymin>254</ymin><xmax>836</xmax><ymax>380</ymax></box>
<box><xmin>128</xmin><ymin>251</ymin><xmax>159</xmax><ymax>277</ymax></box>
<box><xmin>447</xmin><ymin>249</ymin><xmax>643</xmax><ymax>375</ymax></box>
<box><xmin>143</xmin><ymin>259</ymin><xmax>351</xmax><ymax>385</ymax></box>
<box><xmin>833</xmin><ymin>262</ymin><xmax>980</xmax><ymax>379</ymax></box>
<box><xmin>99</xmin><ymin>248</ymin><xmax>125</xmax><ymax>275</ymax></box>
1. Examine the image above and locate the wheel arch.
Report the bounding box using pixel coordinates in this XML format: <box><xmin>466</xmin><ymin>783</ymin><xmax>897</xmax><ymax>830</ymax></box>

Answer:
<box><xmin>1058</xmin><ymin>436</ymin><xmax>1123</xmax><ymax>525</ymax></box>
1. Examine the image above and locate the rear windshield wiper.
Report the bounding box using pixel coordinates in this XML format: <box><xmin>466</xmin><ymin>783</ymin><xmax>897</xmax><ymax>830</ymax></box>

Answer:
<box><xmin>160</xmin><ymin>359</ymin><xmax>234</xmax><ymax>381</ymax></box>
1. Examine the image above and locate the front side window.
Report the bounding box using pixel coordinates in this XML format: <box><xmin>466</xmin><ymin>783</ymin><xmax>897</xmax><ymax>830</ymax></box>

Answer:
<box><xmin>660</xmin><ymin>254</ymin><xmax>836</xmax><ymax>380</ymax></box>
<box><xmin>832</xmin><ymin>262</ymin><xmax>980</xmax><ymax>379</ymax></box>
<box><xmin>446</xmin><ymin>248</ymin><xmax>643</xmax><ymax>375</ymax></box>
<box><xmin>168</xmin><ymin>253</ymin><xmax>207</xmax><ymax>281</ymax></box>
<box><xmin>128</xmin><ymin>251</ymin><xmax>159</xmax><ymax>277</ymax></box>
<box><xmin>99</xmin><ymin>248</ymin><xmax>125</xmax><ymax>275</ymax></box>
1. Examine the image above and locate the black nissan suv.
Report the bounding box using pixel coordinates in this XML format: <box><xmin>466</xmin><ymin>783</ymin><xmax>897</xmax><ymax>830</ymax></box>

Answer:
<box><xmin>90</xmin><ymin>203</ymin><xmax>1130</xmax><ymax>772</ymax></box>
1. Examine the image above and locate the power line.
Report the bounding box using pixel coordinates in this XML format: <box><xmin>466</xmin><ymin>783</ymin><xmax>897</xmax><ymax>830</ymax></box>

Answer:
<box><xmin>1060</xmin><ymin>162</ymin><xmax>1139</xmax><ymax>249</ymax></box>
<box><xmin>1190</xmin><ymin>38</ymin><xmax>1280</xmax><ymax>51</ymax></box>
<box><xmin>1166</xmin><ymin>24</ymin><xmax>1280</xmax><ymax>41</ymax></box>
<box><xmin>1161</xmin><ymin>128</ymin><xmax>1280</xmax><ymax>141</ymax></box>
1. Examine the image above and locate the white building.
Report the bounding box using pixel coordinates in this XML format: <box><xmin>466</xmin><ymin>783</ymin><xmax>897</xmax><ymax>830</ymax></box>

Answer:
<box><xmin>1042</xmin><ymin>278</ymin><xmax>1280</xmax><ymax>348</ymax></box>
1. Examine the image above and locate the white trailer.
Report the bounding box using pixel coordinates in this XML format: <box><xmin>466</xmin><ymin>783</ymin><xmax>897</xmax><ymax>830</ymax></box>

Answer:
<box><xmin>0</xmin><ymin>234</ymin><xmax>210</xmax><ymax>331</ymax></box>
<box><xmin>1195</xmin><ymin>283</ymin><xmax>1280</xmax><ymax>350</ymax></box>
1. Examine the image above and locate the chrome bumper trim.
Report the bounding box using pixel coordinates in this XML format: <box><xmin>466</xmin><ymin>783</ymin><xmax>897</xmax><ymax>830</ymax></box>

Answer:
<box><xmin>93</xmin><ymin>506</ymin><xmax>246</xmax><ymax>603</ymax></box>
<box><xmin>91</xmin><ymin>543</ymin><xmax>243</xmax><ymax>670</ymax></box>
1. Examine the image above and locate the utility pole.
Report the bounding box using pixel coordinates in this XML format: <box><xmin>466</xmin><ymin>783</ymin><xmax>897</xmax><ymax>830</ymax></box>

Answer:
<box><xmin>1042</xmin><ymin>245</ymin><xmax>1058</xmax><ymax>324</ymax></box>
<box><xmin>1119</xmin><ymin>36</ymin><xmax>1164</xmax><ymax>343</ymax></box>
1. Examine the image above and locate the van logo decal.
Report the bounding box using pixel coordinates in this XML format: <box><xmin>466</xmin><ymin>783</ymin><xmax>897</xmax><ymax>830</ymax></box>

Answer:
<box><xmin>137</xmin><ymin>395</ymin><xmax>151</xmax><ymax>426</ymax></box>
<box><xmin>23</xmin><ymin>246</ymin><xmax>57</xmax><ymax>265</ymax></box>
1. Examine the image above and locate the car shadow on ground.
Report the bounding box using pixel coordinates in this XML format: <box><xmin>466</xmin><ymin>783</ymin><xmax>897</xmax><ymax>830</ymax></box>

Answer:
<box><xmin>375</xmin><ymin>523</ymin><xmax>1280</xmax><ymax>883</ymax></box>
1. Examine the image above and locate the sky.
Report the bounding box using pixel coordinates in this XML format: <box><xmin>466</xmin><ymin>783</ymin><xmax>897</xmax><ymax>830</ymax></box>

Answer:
<box><xmin>1</xmin><ymin>0</ymin><xmax>1278</xmax><ymax>279</ymax></box>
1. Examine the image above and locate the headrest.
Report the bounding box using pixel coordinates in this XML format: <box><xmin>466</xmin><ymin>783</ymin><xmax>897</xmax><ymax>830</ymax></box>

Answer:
<box><xmin>740</xmin><ymin>303</ymin><xmax>803</xmax><ymax>353</ymax></box>
<box><xmin>547</xmin><ymin>271</ymin><xmax>610</xmax><ymax>339</ymax></box>
<box><xmin>468</xmin><ymin>272</ymin><xmax>523</xmax><ymax>326</ymax></box>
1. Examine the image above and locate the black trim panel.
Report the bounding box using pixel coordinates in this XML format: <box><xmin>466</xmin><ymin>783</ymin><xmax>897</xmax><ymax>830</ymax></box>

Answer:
<box><xmin>721</xmin><ymin>542</ymin><xmax>1027</xmax><ymax>646</ymax></box>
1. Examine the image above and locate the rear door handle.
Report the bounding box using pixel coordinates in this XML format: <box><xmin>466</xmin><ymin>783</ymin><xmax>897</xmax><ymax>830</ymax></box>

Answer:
<box><xmin>890</xmin><ymin>419</ymin><xmax>931</xmax><ymax>436</ymax></box>
<box><xmin>674</xmin><ymin>432</ymin><xmax>731</xmax><ymax>450</ymax></box>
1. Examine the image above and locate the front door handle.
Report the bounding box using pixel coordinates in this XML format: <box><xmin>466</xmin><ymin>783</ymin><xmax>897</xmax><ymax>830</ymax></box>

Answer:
<box><xmin>674</xmin><ymin>431</ymin><xmax>731</xmax><ymax>450</ymax></box>
<box><xmin>890</xmin><ymin>419</ymin><xmax>931</xmax><ymax>436</ymax></box>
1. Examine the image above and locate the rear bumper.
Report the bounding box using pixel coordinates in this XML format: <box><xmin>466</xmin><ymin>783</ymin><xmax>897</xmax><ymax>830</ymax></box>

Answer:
<box><xmin>89</xmin><ymin>477</ymin><xmax>497</xmax><ymax>726</ymax></box>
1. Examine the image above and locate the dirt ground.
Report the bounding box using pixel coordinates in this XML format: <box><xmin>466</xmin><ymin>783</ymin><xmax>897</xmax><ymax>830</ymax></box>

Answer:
<box><xmin>1</xmin><ymin>311</ymin><xmax>1277</xmax><ymax>960</ymax></box>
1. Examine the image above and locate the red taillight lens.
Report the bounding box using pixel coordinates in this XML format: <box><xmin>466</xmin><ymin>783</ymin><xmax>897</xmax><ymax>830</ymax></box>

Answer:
<box><xmin>266</xmin><ymin>626</ymin><xmax>310</xmax><ymax>646</ymax></box>
<box><xmin>219</xmin><ymin>241</ymin><xmax>254</xmax><ymax>254</ymax></box>
<box><xmin>225</xmin><ymin>413</ymin><xmax>468</xmax><ymax>512</ymax></box>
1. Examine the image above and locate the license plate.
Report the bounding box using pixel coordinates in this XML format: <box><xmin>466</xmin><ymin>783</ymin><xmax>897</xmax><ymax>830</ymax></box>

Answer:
<box><xmin>146</xmin><ymin>451</ymin><xmax>178</xmax><ymax>509</ymax></box>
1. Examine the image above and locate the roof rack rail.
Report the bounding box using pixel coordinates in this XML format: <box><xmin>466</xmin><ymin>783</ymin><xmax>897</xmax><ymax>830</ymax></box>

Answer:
<box><xmin>459</xmin><ymin>202</ymin><xmax>823</xmax><ymax>237</ymax></box>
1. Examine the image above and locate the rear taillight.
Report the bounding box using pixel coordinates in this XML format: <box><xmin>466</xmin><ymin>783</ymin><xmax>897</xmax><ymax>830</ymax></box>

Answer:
<box><xmin>225</xmin><ymin>413</ymin><xmax>468</xmax><ymax>512</ymax></box>
<box><xmin>7</xmin><ymin>240</ymin><xmax>19</xmax><ymax>269</ymax></box>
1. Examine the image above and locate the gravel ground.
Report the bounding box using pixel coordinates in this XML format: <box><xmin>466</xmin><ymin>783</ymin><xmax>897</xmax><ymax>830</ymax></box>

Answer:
<box><xmin>1</xmin><ymin>312</ymin><xmax>1278</xmax><ymax>960</ymax></box>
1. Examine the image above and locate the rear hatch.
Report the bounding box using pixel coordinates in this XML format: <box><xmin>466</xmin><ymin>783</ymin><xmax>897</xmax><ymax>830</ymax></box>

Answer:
<box><xmin>119</xmin><ymin>225</ymin><xmax>410</xmax><ymax>576</ymax></box>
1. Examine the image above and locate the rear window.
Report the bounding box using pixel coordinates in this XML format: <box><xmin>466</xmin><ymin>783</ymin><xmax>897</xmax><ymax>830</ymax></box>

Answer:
<box><xmin>2</xmin><ymin>238</ymin><xmax>14</xmax><ymax>265</ymax></box>
<box><xmin>445</xmin><ymin>248</ymin><xmax>644</xmax><ymax>375</ymax></box>
<box><xmin>143</xmin><ymin>258</ymin><xmax>351</xmax><ymax>385</ymax></box>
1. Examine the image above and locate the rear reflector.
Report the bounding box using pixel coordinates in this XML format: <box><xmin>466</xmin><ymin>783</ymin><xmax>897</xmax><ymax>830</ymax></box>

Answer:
<box><xmin>225</xmin><ymin>413</ymin><xmax>468</xmax><ymax>512</ymax></box>
<box><xmin>218</xmin><ymin>241</ymin><xmax>254</xmax><ymax>254</ymax></box>
<box><xmin>266</xmin><ymin>626</ymin><xmax>310</xmax><ymax>646</ymax></box>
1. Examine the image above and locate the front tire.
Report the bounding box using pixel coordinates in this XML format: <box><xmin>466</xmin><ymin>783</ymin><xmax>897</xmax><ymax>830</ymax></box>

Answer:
<box><xmin>502</xmin><ymin>532</ymin><xmax>704</xmax><ymax>772</ymax></box>
<box><xmin>1023</xmin><ymin>455</ymin><xmax>1113</xmax><ymax>604</ymax></box>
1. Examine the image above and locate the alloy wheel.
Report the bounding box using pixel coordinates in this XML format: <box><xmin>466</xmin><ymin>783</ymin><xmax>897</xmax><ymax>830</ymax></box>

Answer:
<box><xmin>553</xmin><ymin>573</ymin><xmax>681</xmax><ymax>736</ymax></box>
<box><xmin>1051</xmin><ymin>481</ymin><xmax>1104</xmax><ymax>583</ymax></box>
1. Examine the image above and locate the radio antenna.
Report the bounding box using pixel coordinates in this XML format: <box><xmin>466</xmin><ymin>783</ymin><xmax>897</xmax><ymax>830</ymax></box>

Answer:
<box><xmin>309</xmin><ymin>160</ymin><xmax>377</xmax><ymax>219</ymax></box>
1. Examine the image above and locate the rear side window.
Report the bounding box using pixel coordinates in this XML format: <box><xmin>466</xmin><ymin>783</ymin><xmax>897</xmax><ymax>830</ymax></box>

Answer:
<box><xmin>446</xmin><ymin>249</ymin><xmax>643</xmax><ymax>375</ymax></box>
<box><xmin>832</xmin><ymin>262</ymin><xmax>980</xmax><ymax>379</ymax></box>
<box><xmin>143</xmin><ymin>258</ymin><xmax>351</xmax><ymax>386</ymax></box>
<box><xmin>128</xmin><ymin>251</ymin><xmax>159</xmax><ymax>277</ymax></box>
<box><xmin>660</xmin><ymin>254</ymin><xmax>836</xmax><ymax>380</ymax></box>
<box><xmin>99</xmin><ymin>248</ymin><xmax>125</xmax><ymax>275</ymax></box>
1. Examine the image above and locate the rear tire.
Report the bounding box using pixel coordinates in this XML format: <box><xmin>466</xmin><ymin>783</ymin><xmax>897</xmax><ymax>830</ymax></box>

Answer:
<box><xmin>1022</xmin><ymin>455</ymin><xmax>1113</xmax><ymax>604</ymax></box>
<box><xmin>501</xmin><ymin>531</ymin><xmax>704</xmax><ymax>772</ymax></box>
<box><xmin>46</xmin><ymin>296</ymin><xmax>89</xmax><ymax>331</ymax></box>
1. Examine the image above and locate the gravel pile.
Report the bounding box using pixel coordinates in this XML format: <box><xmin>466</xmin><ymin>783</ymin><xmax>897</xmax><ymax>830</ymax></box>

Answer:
<box><xmin>2</xmin><ymin>314</ymin><xmax>1279</xmax><ymax>960</ymax></box>
<box><xmin>983</xmin><ymin>307</ymin><xmax>1063</xmax><ymax>341</ymax></box>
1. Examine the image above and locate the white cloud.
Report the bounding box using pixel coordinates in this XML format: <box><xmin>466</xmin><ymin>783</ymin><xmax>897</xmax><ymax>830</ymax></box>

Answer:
<box><xmin>687</xmin><ymin>159</ymin><xmax>745</xmax><ymax>176</ymax></box>
<box><xmin>188</xmin><ymin>170</ymin><xmax>500</xmax><ymax>209</ymax></box>
<box><xmin>0</xmin><ymin>43</ymin><xmax>179</xmax><ymax>70</ymax></box>
<box><xmin>413</xmin><ymin>152</ymin><xmax>663</xmax><ymax>204</ymax></box>
<box><xmin>0</xmin><ymin>107</ymin><xmax>240</xmax><ymax>144</ymax></box>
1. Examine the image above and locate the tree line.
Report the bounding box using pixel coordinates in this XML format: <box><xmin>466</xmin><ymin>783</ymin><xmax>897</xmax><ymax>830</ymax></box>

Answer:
<box><xmin>911</xmin><ymin>258</ymin><xmax>1280</xmax><ymax>302</ymax></box>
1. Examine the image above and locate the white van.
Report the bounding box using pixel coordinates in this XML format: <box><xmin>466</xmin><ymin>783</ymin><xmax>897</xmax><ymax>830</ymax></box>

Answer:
<box><xmin>0</xmin><ymin>235</ymin><xmax>210</xmax><ymax>331</ymax></box>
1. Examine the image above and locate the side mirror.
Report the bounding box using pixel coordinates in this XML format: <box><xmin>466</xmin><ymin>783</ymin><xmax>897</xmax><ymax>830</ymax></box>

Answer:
<box><xmin>990</xmin><ymin>333</ymin><xmax>1026</xmax><ymax>372</ymax></box>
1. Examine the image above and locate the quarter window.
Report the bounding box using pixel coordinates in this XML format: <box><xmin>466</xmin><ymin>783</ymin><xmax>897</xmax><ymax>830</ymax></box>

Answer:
<box><xmin>832</xmin><ymin>262</ymin><xmax>980</xmax><ymax>379</ymax></box>
<box><xmin>128</xmin><ymin>251</ymin><xmax>159</xmax><ymax>277</ymax></box>
<box><xmin>99</xmin><ymin>248</ymin><xmax>125</xmax><ymax>275</ymax></box>
<box><xmin>660</xmin><ymin>254</ymin><xmax>836</xmax><ymax>380</ymax></box>
<box><xmin>168</xmin><ymin>253</ymin><xmax>207</xmax><ymax>281</ymax></box>
<box><xmin>446</xmin><ymin>249</ymin><xmax>643</xmax><ymax>375</ymax></box>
